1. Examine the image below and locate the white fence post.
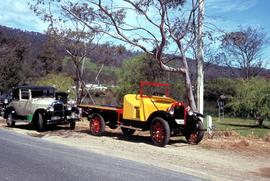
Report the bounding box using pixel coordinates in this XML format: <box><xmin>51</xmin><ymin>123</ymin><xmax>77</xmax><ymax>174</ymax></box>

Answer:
<box><xmin>207</xmin><ymin>115</ymin><xmax>212</xmax><ymax>137</ymax></box>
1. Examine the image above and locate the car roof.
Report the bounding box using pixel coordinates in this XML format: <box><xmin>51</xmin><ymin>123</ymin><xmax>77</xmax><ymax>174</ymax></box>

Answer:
<box><xmin>15</xmin><ymin>85</ymin><xmax>55</xmax><ymax>91</ymax></box>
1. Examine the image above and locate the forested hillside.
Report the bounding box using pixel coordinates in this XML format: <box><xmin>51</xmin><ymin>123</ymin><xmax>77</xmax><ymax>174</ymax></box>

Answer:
<box><xmin>1</xmin><ymin>25</ymin><xmax>269</xmax><ymax>91</ymax></box>
<box><xmin>1</xmin><ymin>25</ymin><xmax>270</xmax><ymax>100</ymax></box>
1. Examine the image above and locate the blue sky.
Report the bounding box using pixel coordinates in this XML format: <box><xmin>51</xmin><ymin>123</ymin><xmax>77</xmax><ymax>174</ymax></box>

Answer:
<box><xmin>0</xmin><ymin>0</ymin><xmax>269</xmax><ymax>59</ymax></box>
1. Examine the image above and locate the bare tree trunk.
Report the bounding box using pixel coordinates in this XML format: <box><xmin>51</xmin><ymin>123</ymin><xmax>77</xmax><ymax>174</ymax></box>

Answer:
<box><xmin>75</xmin><ymin>58</ymin><xmax>82</xmax><ymax>104</ymax></box>
<box><xmin>183</xmin><ymin>57</ymin><xmax>197</xmax><ymax>111</ymax></box>
<box><xmin>196</xmin><ymin>0</ymin><xmax>204</xmax><ymax>114</ymax></box>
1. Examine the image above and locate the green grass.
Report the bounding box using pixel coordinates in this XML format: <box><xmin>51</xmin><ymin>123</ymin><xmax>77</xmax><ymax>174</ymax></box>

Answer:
<box><xmin>207</xmin><ymin>117</ymin><xmax>270</xmax><ymax>138</ymax></box>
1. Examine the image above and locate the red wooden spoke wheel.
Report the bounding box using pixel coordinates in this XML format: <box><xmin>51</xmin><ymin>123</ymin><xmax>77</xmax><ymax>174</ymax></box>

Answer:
<box><xmin>89</xmin><ymin>113</ymin><xmax>105</xmax><ymax>136</ymax></box>
<box><xmin>189</xmin><ymin>132</ymin><xmax>198</xmax><ymax>143</ymax></box>
<box><xmin>185</xmin><ymin>121</ymin><xmax>204</xmax><ymax>144</ymax></box>
<box><xmin>152</xmin><ymin>122</ymin><xmax>165</xmax><ymax>143</ymax></box>
<box><xmin>150</xmin><ymin>117</ymin><xmax>170</xmax><ymax>147</ymax></box>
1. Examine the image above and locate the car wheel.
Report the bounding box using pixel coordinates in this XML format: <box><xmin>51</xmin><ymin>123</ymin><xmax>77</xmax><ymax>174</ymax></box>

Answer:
<box><xmin>185</xmin><ymin>121</ymin><xmax>204</xmax><ymax>144</ymax></box>
<box><xmin>37</xmin><ymin>113</ymin><xmax>46</xmax><ymax>132</ymax></box>
<box><xmin>121</xmin><ymin>127</ymin><xmax>135</xmax><ymax>136</ymax></box>
<box><xmin>6</xmin><ymin>113</ymin><xmax>15</xmax><ymax>127</ymax></box>
<box><xmin>70</xmin><ymin>121</ymin><xmax>76</xmax><ymax>130</ymax></box>
<box><xmin>150</xmin><ymin>117</ymin><xmax>170</xmax><ymax>147</ymax></box>
<box><xmin>89</xmin><ymin>113</ymin><xmax>105</xmax><ymax>136</ymax></box>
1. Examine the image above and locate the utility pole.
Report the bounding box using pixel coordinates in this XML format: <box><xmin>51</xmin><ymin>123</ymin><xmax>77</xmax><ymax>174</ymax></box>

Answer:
<box><xmin>196</xmin><ymin>0</ymin><xmax>204</xmax><ymax>114</ymax></box>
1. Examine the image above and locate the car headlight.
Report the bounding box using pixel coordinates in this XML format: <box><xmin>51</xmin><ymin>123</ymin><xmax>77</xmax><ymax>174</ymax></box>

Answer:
<box><xmin>4</xmin><ymin>99</ymin><xmax>8</xmax><ymax>104</ymax></box>
<box><xmin>67</xmin><ymin>105</ymin><xmax>72</xmax><ymax>111</ymax></box>
<box><xmin>47</xmin><ymin>106</ymin><xmax>54</xmax><ymax>112</ymax></box>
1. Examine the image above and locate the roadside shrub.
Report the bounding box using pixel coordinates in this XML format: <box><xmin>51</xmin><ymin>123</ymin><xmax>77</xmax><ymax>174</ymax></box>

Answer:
<box><xmin>228</xmin><ymin>77</ymin><xmax>270</xmax><ymax>123</ymax></box>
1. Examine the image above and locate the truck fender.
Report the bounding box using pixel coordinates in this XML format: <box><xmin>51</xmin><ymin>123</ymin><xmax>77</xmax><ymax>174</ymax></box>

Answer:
<box><xmin>146</xmin><ymin>111</ymin><xmax>174</xmax><ymax>129</ymax></box>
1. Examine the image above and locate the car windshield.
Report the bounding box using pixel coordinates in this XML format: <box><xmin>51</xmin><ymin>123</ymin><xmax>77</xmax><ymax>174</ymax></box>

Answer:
<box><xmin>32</xmin><ymin>88</ymin><xmax>55</xmax><ymax>98</ymax></box>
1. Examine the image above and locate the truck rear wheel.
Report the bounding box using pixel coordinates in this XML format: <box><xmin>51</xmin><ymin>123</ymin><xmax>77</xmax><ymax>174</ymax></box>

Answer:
<box><xmin>89</xmin><ymin>113</ymin><xmax>105</xmax><ymax>136</ymax></box>
<box><xmin>121</xmin><ymin>127</ymin><xmax>135</xmax><ymax>136</ymax></box>
<box><xmin>150</xmin><ymin>117</ymin><xmax>170</xmax><ymax>147</ymax></box>
<box><xmin>185</xmin><ymin>121</ymin><xmax>204</xmax><ymax>144</ymax></box>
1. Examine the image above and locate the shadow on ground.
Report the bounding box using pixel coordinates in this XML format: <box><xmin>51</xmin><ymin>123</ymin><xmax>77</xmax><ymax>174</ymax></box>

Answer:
<box><xmin>2</xmin><ymin>121</ymin><xmax>190</xmax><ymax>147</ymax></box>
<box><xmin>76</xmin><ymin>128</ymin><xmax>189</xmax><ymax>147</ymax></box>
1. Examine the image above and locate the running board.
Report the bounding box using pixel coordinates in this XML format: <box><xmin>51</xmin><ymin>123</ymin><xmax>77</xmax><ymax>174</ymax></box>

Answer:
<box><xmin>120</xmin><ymin>125</ymin><xmax>143</xmax><ymax>131</ymax></box>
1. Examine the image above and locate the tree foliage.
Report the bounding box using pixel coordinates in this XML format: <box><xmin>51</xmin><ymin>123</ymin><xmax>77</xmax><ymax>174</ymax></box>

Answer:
<box><xmin>204</xmin><ymin>78</ymin><xmax>237</xmax><ymax>100</ymax></box>
<box><xmin>228</xmin><ymin>77</ymin><xmax>270</xmax><ymax>119</ymax></box>
<box><xmin>117</xmin><ymin>54</ymin><xmax>185</xmax><ymax>102</ymax></box>
<box><xmin>37</xmin><ymin>34</ymin><xmax>64</xmax><ymax>75</ymax></box>
<box><xmin>35</xmin><ymin>73</ymin><xmax>75</xmax><ymax>98</ymax></box>
<box><xmin>0</xmin><ymin>32</ymin><xmax>27</xmax><ymax>90</ymax></box>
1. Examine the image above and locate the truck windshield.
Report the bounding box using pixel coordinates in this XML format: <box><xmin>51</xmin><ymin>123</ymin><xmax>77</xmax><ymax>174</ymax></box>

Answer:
<box><xmin>140</xmin><ymin>82</ymin><xmax>169</xmax><ymax>98</ymax></box>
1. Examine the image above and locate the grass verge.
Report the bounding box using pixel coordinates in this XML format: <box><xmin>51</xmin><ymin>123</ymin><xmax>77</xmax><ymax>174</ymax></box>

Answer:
<box><xmin>207</xmin><ymin>117</ymin><xmax>270</xmax><ymax>138</ymax></box>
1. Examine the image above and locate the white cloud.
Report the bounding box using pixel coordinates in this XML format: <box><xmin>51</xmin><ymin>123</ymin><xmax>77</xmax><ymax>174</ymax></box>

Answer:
<box><xmin>0</xmin><ymin>0</ymin><xmax>48</xmax><ymax>32</ymax></box>
<box><xmin>206</xmin><ymin>0</ymin><xmax>257</xmax><ymax>13</ymax></box>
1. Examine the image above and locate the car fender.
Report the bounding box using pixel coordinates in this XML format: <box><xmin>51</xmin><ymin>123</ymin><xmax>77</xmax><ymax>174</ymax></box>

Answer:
<box><xmin>32</xmin><ymin>109</ymin><xmax>48</xmax><ymax>123</ymax></box>
<box><xmin>3</xmin><ymin>107</ymin><xmax>16</xmax><ymax>119</ymax></box>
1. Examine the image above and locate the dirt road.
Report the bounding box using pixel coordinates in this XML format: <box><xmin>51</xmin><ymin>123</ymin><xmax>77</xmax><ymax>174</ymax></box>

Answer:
<box><xmin>1</xmin><ymin>119</ymin><xmax>269</xmax><ymax>181</ymax></box>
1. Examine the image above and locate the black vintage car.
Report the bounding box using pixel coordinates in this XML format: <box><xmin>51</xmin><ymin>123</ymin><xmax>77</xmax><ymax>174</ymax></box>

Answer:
<box><xmin>4</xmin><ymin>85</ymin><xmax>80</xmax><ymax>131</ymax></box>
<box><xmin>0</xmin><ymin>90</ymin><xmax>12</xmax><ymax>117</ymax></box>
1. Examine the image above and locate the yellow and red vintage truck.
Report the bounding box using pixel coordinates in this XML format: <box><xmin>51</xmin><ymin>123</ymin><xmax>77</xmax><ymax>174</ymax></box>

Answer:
<box><xmin>79</xmin><ymin>82</ymin><xmax>205</xmax><ymax>147</ymax></box>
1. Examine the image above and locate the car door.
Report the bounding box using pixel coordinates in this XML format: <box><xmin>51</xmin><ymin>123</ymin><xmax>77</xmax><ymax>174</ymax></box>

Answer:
<box><xmin>11</xmin><ymin>89</ymin><xmax>30</xmax><ymax>116</ymax></box>
<box><xmin>19</xmin><ymin>89</ymin><xmax>31</xmax><ymax>116</ymax></box>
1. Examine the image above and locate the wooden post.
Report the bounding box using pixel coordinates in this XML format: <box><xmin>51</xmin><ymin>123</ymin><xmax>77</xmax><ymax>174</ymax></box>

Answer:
<box><xmin>196</xmin><ymin>0</ymin><xmax>204</xmax><ymax>114</ymax></box>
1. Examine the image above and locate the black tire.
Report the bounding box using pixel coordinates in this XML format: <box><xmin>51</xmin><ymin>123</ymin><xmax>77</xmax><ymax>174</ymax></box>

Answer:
<box><xmin>150</xmin><ymin>117</ymin><xmax>170</xmax><ymax>147</ymax></box>
<box><xmin>37</xmin><ymin>113</ymin><xmax>46</xmax><ymax>132</ymax></box>
<box><xmin>121</xmin><ymin>127</ymin><xmax>136</xmax><ymax>136</ymax></box>
<box><xmin>89</xmin><ymin>113</ymin><xmax>105</xmax><ymax>136</ymax></box>
<box><xmin>185</xmin><ymin>121</ymin><xmax>204</xmax><ymax>144</ymax></box>
<box><xmin>70</xmin><ymin>121</ymin><xmax>76</xmax><ymax>130</ymax></box>
<box><xmin>6</xmin><ymin>113</ymin><xmax>15</xmax><ymax>127</ymax></box>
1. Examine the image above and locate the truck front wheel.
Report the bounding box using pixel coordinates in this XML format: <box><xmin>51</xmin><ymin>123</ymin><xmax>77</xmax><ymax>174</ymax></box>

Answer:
<box><xmin>150</xmin><ymin>117</ymin><xmax>170</xmax><ymax>147</ymax></box>
<box><xmin>89</xmin><ymin>113</ymin><xmax>105</xmax><ymax>136</ymax></box>
<box><xmin>185</xmin><ymin>121</ymin><xmax>204</xmax><ymax>144</ymax></box>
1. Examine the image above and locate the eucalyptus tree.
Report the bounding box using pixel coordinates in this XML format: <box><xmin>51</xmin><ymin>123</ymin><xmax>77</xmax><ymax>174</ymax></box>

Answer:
<box><xmin>221</xmin><ymin>27</ymin><xmax>269</xmax><ymax>79</ymax></box>
<box><xmin>57</xmin><ymin>0</ymin><xmax>203</xmax><ymax>111</ymax></box>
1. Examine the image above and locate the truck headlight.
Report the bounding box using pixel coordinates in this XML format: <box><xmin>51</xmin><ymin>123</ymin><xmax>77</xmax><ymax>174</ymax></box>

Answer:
<box><xmin>187</xmin><ymin>106</ymin><xmax>194</xmax><ymax>116</ymax></box>
<box><xmin>167</xmin><ymin>106</ymin><xmax>174</xmax><ymax>115</ymax></box>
